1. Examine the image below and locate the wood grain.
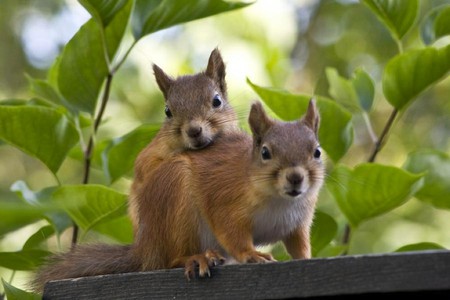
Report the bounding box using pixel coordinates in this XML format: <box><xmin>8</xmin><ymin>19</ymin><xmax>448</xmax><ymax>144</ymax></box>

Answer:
<box><xmin>43</xmin><ymin>250</ymin><xmax>450</xmax><ymax>299</ymax></box>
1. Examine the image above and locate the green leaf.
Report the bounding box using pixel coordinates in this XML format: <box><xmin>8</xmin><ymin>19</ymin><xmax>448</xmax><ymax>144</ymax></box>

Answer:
<box><xmin>2</xmin><ymin>279</ymin><xmax>41</xmax><ymax>300</ymax></box>
<box><xmin>92</xmin><ymin>215</ymin><xmax>133</xmax><ymax>244</ymax></box>
<box><xmin>0</xmin><ymin>249</ymin><xmax>51</xmax><ymax>271</ymax></box>
<box><xmin>0</xmin><ymin>201</ymin><xmax>50</xmax><ymax>237</ymax></box>
<box><xmin>383</xmin><ymin>45</ymin><xmax>450</xmax><ymax>110</ymax></box>
<box><xmin>352</xmin><ymin>68</ymin><xmax>375</xmax><ymax>112</ymax></box>
<box><xmin>395</xmin><ymin>242</ymin><xmax>446</xmax><ymax>252</ymax></box>
<box><xmin>0</xmin><ymin>105</ymin><xmax>78</xmax><ymax>173</ymax></box>
<box><xmin>327</xmin><ymin>163</ymin><xmax>424</xmax><ymax>227</ymax></box>
<box><xmin>326</xmin><ymin>68</ymin><xmax>359</xmax><ymax>113</ymax></box>
<box><xmin>58</xmin><ymin>20</ymin><xmax>108</xmax><ymax>113</ymax></box>
<box><xmin>362</xmin><ymin>0</ymin><xmax>418</xmax><ymax>41</ymax></box>
<box><xmin>247</xmin><ymin>78</ymin><xmax>353</xmax><ymax>162</ymax></box>
<box><xmin>22</xmin><ymin>225</ymin><xmax>55</xmax><ymax>250</ymax></box>
<box><xmin>403</xmin><ymin>150</ymin><xmax>450</xmax><ymax>210</ymax></box>
<box><xmin>311</xmin><ymin>210</ymin><xmax>338</xmax><ymax>257</ymax></box>
<box><xmin>11</xmin><ymin>181</ymin><xmax>71</xmax><ymax>236</ymax></box>
<box><xmin>132</xmin><ymin>0</ymin><xmax>251</xmax><ymax>39</ymax></box>
<box><xmin>79</xmin><ymin>0</ymin><xmax>129</xmax><ymax>26</ymax></box>
<box><xmin>326</xmin><ymin>68</ymin><xmax>375</xmax><ymax>113</ymax></box>
<box><xmin>51</xmin><ymin>185</ymin><xmax>128</xmax><ymax>234</ymax></box>
<box><xmin>57</xmin><ymin>1</ymin><xmax>131</xmax><ymax>113</ymax></box>
<box><xmin>26</xmin><ymin>75</ymin><xmax>65</xmax><ymax>107</ymax></box>
<box><xmin>102</xmin><ymin>124</ymin><xmax>160</xmax><ymax>183</ymax></box>
<box><xmin>421</xmin><ymin>5</ymin><xmax>450</xmax><ymax>45</ymax></box>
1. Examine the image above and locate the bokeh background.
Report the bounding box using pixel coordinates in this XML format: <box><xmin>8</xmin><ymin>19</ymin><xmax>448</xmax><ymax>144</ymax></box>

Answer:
<box><xmin>1</xmin><ymin>0</ymin><xmax>449</xmax><ymax>292</ymax></box>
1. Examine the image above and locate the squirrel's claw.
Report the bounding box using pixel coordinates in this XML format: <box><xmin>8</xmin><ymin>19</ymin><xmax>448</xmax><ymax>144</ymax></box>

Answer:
<box><xmin>181</xmin><ymin>249</ymin><xmax>226</xmax><ymax>280</ymax></box>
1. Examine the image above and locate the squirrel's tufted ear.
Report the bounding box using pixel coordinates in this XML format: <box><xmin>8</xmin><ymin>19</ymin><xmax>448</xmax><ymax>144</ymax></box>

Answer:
<box><xmin>249</xmin><ymin>101</ymin><xmax>274</xmax><ymax>144</ymax></box>
<box><xmin>153</xmin><ymin>64</ymin><xmax>174</xmax><ymax>100</ymax></box>
<box><xmin>301</xmin><ymin>98</ymin><xmax>320</xmax><ymax>137</ymax></box>
<box><xmin>205</xmin><ymin>47</ymin><xmax>227</xmax><ymax>96</ymax></box>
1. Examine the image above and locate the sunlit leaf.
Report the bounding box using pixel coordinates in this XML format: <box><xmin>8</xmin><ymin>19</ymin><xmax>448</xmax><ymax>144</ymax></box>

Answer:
<box><xmin>103</xmin><ymin>124</ymin><xmax>160</xmax><ymax>183</ymax></box>
<box><xmin>132</xmin><ymin>0</ymin><xmax>251</xmax><ymax>39</ymax></box>
<box><xmin>327</xmin><ymin>163</ymin><xmax>424</xmax><ymax>227</ymax></box>
<box><xmin>11</xmin><ymin>181</ymin><xmax>72</xmax><ymax>236</ymax></box>
<box><xmin>0</xmin><ymin>105</ymin><xmax>78</xmax><ymax>174</ymax></box>
<box><xmin>383</xmin><ymin>45</ymin><xmax>450</xmax><ymax>110</ymax></box>
<box><xmin>58</xmin><ymin>1</ymin><xmax>132</xmax><ymax>113</ymax></box>
<box><xmin>2</xmin><ymin>279</ymin><xmax>41</xmax><ymax>300</ymax></box>
<box><xmin>362</xmin><ymin>0</ymin><xmax>418</xmax><ymax>40</ymax></box>
<box><xmin>79</xmin><ymin>0</ymin><xmax>129</xmax><ymax>26</ymax></box>
<box><xmin>311</xmin><ymin>210</ymin><xmax>338</xmax><ymax>257</ymax></box>
<box><xmin>0</xmin><ymin>202</ymin><xmax>50</xmax><ymax>237</ymax></box>
<box><xmin>421</xmin><ymin>5</ymin><xmax>450</xmax><ymax>45</ymax></box>
<box><xmin>403</xmin><ymin>150</ymin><xmax>450</xmax><ymax>210</ymax></box>
<box><xmin>22</xmin><ymin>225</ymin><xmax>55</xmax><ymax>250</ymax></box>
<box><xmin>247</xmin><ymin>79</ymin><xmax>353</xmax><ymax>162</ymax></box>
<box><xmin>326</xmin><ymin>68</ymin><xmax>359</xmax><ymax>113</ymax></box>
<box><xmin>51</xmin><ymin>185</ymin><xmax>128</xmax><ymax>234</ymax></box>
<box><xmin>27</xmin><ymin>75</ymin><xmax>65</xmax><ymax>107</ymax></box>
<box><xmin>395</xmin><ymin>242</ymin><xmax>446</xmax><ymax>252</ymax></box>
<box><xmin>0</xmin><ymin>249</ymin><xmax>51</xmax><ymax>271</ymax></box>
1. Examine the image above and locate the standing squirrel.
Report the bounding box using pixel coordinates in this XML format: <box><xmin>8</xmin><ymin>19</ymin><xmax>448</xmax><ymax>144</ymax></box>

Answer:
<box><xmin>129</xmin><ymin>47</ymin><xmax>239</xmax><ymax>230</ymax></box>
<box><xmin>31</xmin><ymin>98</ymin><xmax>324</xmax><ymax>293</ymax></box>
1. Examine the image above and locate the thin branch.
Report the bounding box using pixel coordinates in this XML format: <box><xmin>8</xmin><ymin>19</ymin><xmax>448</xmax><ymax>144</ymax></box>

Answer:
<box><xmin>340</xmin><ymin>107</ymin><xmax>399</xmax><ymax>254</ymax></box>
<box><xmin>72</xmin><ymin>73</ymin><xmax>114</xmax><ymax>246</ymax></box>
<box><xmin>368</xmin><ymin>108</ymin><xmax>398</xmax><ymax>163</ymax></box>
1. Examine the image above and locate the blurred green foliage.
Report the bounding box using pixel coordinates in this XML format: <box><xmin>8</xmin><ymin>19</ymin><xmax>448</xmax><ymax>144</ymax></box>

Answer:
<box><xmin>0</xmin><ymin>0</ymin><xmax>449</xmax><ymax>296</ymax></box>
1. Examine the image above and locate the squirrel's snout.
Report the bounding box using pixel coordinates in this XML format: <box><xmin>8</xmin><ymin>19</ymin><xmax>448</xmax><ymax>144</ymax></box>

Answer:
<box><xmin>286</xmin><ymin>173</ymin><xmax>303</xmax><ymax>186</ymax></box>
<box><xmin>187</xmin><ymin>126</ymin><xmax>203</xmax><ymax>138</ymax></box>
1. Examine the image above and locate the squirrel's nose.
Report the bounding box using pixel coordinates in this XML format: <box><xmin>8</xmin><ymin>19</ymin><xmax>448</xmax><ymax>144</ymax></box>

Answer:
<box><xmin>187</xmin><ymin>126</ymin><xmax>202</xmax><ymax>138</ymax></box>
<box><xmin>287</xmin><ymin>173</ymin><xmax>303</xmax><ymax>186</ymax></box>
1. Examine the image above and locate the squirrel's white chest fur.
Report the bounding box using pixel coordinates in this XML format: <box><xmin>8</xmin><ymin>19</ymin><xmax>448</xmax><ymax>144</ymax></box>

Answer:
<box><xmin>252</xmin><ymin>195</ymin><xmax>312</xmax><ymax>245</ymax></box>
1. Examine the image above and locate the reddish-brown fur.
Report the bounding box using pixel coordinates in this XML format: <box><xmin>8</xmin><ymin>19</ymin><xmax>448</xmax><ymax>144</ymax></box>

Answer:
<box><xmin>129</xmin><ymin>47</ymin><xmax>239</xmax><ymax>230</ymax></box>
<box><xmin>31</xmin><ymin>82</ymin><xmax>324</xmax><ymax>294</ymax></box>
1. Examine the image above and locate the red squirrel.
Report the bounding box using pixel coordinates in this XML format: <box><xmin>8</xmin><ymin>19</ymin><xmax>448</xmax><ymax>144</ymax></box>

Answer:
<box><xmin>133</xmin><ymin>99</ymin><xmax>324</xmax><ymax>277</ymax></box>
<box><xmin>129</xmin><ymin>47</ymin><xmax>239</xmax><ymax>230</ymax></box>
<box><xmin>31</xmin><ymin>98</ymin><xmax>324</xmax><ymax>293</ymax></box>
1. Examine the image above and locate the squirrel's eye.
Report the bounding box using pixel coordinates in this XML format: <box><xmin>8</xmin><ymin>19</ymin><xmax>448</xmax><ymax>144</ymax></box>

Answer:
<box><xmin>165</xmin><ymin>106</ymin><xmax>172</xmax><ymax>118</ymax></box>
<box><xmin>261</xmin><ymin>146</ymin><xmax>271</xmax><ymax>160</ymax></box>
<box><xmin>212</xmin><ymin>94</ymin><xmax>222</xmax><ymax>108</ymax></box>
<box><xmin>313</xmin><ymin>147</ymin><xmax>321</xmax><ymax>159</ymax></box>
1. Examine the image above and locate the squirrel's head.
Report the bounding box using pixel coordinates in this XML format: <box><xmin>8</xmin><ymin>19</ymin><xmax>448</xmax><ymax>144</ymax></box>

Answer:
<box><xmin>152</xmin><ymin>48</ymin><xmax>238</xmax><ymax>150</ymax></box>
<box><xmin>248</xmin><ymin>99</ymin><xmax>324</xmax><ymax>200</ymax></box>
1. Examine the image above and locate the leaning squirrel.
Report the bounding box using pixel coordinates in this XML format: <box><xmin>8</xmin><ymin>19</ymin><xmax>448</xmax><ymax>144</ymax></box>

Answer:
<box><xmin>129</xmin><ymin>47</ymin><xmax>239</xmax><ymax>230</ymax></box>
<box><xmin>31</xmin><ymin>99</ymin><xmax>324</xmax><ymax>292</ymax></box>
<box><xmin>31</xmin><ymin>48</ymin><xmax>239</xmax><ymax>292</ymax></box>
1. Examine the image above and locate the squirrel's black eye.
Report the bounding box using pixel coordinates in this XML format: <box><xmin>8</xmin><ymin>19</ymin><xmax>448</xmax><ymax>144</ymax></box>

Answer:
<box><xmin>212</xmin><ymin>94</ymin><xmax>222</xmax><ymax>108</ymax></box>
<box><xmin>314</xmin><ymin>147</ymin><xmax>321</xmax><ymax>159</ymax></box>
<box><xmin>165</xmin><ymin>106</ymin><xmax>172</xmax><ymax>118</ymax></box>
<box><xmin>261</xmin><ymin>146</ymin><xmax>271</xmax><ymax>160</ymax></box>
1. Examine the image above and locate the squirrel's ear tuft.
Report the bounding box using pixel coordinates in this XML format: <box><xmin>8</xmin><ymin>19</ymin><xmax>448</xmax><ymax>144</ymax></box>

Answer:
<box><xmin>205</xmin><ymin>47</ymin><xmax>227</xmax><ymax>96</ymax></box>
<box><xmin>301</xmin><ymin>98</ymin><xmax>320</xmax><ymax>136</ymax></box>
<box><xmin>249</xmin><ymin>101</ymin><xmax>274</xmax><ymax>142</ymax></box>
<box><xmin>153</xmin><ymin>64</ymin><xmax>174</xmax><ymax>99</ymax></box>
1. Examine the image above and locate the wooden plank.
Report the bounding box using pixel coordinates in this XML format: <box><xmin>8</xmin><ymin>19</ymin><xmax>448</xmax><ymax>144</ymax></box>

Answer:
<box><xmin>43</xmin><ymin>250</ymin><xmax>450</xmax><ymax>299</ymax></box>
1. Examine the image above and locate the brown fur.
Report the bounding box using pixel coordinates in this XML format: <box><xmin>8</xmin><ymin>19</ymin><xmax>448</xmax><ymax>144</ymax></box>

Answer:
<box><xmin>31</xmin><ymin>92</ymin><xmax>324</xmax><ymax>293</ymax></box>
<box><xmin>31</xmin><ymin>48</ymin><xmax>239</xmax><ymax>293</ymax></box>
<box><xmin>130</xmin><ymin>47</ymin><xmax>238</xmax><ymax>231</ymax></box>
<box><xmin>133</xmin><ymin>99</ymin><xmax>325</xmax><ymax>274</ymax></box>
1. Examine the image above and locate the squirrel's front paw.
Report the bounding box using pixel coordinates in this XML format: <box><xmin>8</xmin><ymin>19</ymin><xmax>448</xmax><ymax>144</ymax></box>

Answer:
<box><xmin>238</xmin><ymin>250</ymin><xmax>276</xmax><ymax>263</ymax></box>
<box><xmin>182</xmin><ymin>249</ymin><xmax>226</xmax><ymax>280</ymax></box>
